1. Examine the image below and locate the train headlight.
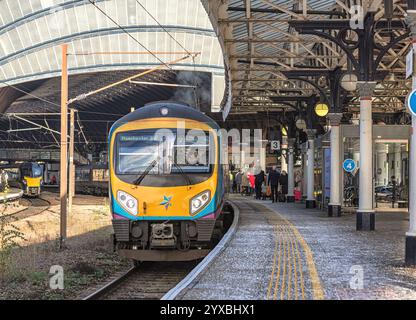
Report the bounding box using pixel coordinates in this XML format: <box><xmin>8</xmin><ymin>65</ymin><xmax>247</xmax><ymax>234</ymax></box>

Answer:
<box><xmin>117</xmin><ymin>191</ymin><xmax>138</xmax><ymax>215</ymax></box>
<box><xmin>190</xmin><ymin>190</ymin><xmax>211</xmax><ymax>215</ymax></box>
<box><xmin>160</xmin><ymin>107</ymin><xmax>169</xmax><ymax>116</ymax></box>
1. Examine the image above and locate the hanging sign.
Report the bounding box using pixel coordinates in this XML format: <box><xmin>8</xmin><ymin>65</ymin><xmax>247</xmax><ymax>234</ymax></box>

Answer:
<box><xmin>271</xmin><ymin>141</ymin><xmax>280</xmax><ymax>151</ymax></box>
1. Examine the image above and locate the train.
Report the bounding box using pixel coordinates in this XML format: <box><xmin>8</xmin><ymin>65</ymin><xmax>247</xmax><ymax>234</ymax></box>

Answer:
<box><xmin>0</xmin><ymin>162</ymin><xmax>43</xmax><ymax>196</ymax></box>
<box><xmin>75</xmin><ymin>164</ymin><xmax>109</xmax><ymax>196</ymax></box>
<box><xmin>108</xmin><ymin>101</ymin><xmax>229</xmax><ymax>262</ymax></box>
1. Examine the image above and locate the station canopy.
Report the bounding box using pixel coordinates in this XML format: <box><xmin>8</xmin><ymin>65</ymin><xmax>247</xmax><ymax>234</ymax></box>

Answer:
<box><xmin>0</xmin><ymin>0</ymin><xmax>225</xmax><ymax>152</ymax></box>
<box><xmin>202</xmin><ymin>0</ymin><xmax>411</xmax><ymax>124</ymax></box>
<box><xmin>0</xmin><ymin>0</ymin><xmax>413</xmax><ymax>154</ymax></box>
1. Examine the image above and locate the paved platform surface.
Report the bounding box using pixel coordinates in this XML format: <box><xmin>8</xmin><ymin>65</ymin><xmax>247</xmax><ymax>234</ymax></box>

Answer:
<box><xmin>180</xmin><ymin>195</ymin><xmax>416</xmax><ymax>300</ymax></box>
<box><xmin>180</xmin><ymin>196</ymin><xmax>324</xmax><ymax>300</ymax></box>
<box><xmin>0</xmin><ymin>188</ymin><xmax>23</xmax><ymax>202</ymax></box>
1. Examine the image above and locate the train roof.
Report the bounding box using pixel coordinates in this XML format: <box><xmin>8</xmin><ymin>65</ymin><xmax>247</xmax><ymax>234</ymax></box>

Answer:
<box><xmin>110</xmin><ymin>101</ymin><xmax>220</xmax><ymax>134</ymax></box>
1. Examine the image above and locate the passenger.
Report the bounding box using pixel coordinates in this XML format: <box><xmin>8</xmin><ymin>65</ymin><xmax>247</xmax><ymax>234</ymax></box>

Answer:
<box><xmin>391</xmin><ymin>175</ymin><xmax>397</xmax><ymax>208</ymax></box>
<box><xmin>248</xmin><ymin>172</ymin><xmax>255</xmax><ymax>196</ymax></box>
<box><xmin>229</xmin><ymin>172</ymin><xmax>234</xmax><ymax>193</ymax></box>
<box><xmin>279</xmin><ymin>170</ymin><xmax>289</xmax><ymax>202</ymax></box>
<box><xmin>235</xmin><ymin>170</ymin><xmax>242</xmax><ymax>194</ymax></box>
<box><xmin>51</xmin><ymin>175</ymin><xmax>57</xmax><ymax>185</ymax></box>
<box><xmin>255</xmin><ymin>170</ymin><xmax>265</xmax><ymax>200</ymax></box>
<box><xmin>261</xmin><ymin>174</ymin><xmax>268</xmax><ymax>200</ymax></box>
<box><xmin>232</xmin><ymin>172</ymin><xmax>237</xmax><ymax>193</ymax></box>
<box><xmin>241</xmin><ymin>171</ymin><xmax>250</xmax><ymax>196</ymax></box>
<box><xmin>268</xmin><ymin>166</ymin><xmax>280</xmax><ymax>203</ymax></box>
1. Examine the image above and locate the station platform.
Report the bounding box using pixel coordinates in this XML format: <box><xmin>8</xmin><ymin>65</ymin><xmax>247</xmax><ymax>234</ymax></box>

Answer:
<box><xmin>0</xmin><ymin>188</ymin><xmax>23</xmax><ymax>203</ymax></box>
<box><xmin>179</xmin><ymin>195</ymin><xmax>416</xmax><ymax>300</ymax></box>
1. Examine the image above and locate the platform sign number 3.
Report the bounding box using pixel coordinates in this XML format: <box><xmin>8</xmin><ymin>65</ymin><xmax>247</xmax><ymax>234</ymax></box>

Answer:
<box><xmin>271</xmin><ymin>141</ymin><xmax>280</xmax><ymax>151</ymax></box>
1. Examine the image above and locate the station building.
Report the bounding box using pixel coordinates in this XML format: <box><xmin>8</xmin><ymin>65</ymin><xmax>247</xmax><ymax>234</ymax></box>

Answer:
<box><xmin>2</xmin><ymin>0</ymin><xmax>416</xmax><ymax>300</ymax></box>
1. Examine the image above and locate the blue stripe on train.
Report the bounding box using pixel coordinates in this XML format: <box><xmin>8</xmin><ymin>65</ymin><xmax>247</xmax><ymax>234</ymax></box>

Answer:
<box><xmin>111</xmin><ymin>192</ymin><xmax>219</xmax><ymax>221</ymax></box>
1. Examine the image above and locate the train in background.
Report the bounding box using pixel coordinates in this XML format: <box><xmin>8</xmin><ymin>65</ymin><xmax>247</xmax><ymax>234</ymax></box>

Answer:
<box><xmin>108</xmin><ymin>101</ymin><xmax>230</xmax><ymax>262</ymax></box>
<box><xmin>75</xmin><ymin>164</ymin><xmax>109</xmax><ymax>196</ymax></box>
<box><xmin>0</xmin><ymin>162</ymin><xmax>43</xmax><ymax>196</ymax></box>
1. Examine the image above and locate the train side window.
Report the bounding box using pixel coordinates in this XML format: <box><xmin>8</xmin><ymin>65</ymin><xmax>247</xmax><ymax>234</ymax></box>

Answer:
<box><xmin>76</xmin><ymin>169</ymin><xmax>90</xmax><ymax>182</ymax></box>
<box><xmin>92</xmin><ymin>169</ymin><xmax>108</xmax><ymax>182</ymax></box>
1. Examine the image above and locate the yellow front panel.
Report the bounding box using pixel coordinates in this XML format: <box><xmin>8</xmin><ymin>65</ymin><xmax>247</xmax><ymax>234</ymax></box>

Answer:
<box><xmin>24</xmin><ymin>177</ymin><xmax>41</xmax><ymax>187</ymax></box>
<box><xmin>110</xmin><ymin>118</ymin><xmax>218</xmax><ymax>219</ymax></box>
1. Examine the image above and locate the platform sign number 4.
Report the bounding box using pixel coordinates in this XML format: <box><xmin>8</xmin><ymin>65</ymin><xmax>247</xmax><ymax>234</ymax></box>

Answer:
<box><xmin>271</xmin><ymin>141</ymin><xmax>280</xmax><ymax>151</ymax></box>
<box><xmin>407</xmin><ymin>88</ymin><xmax>416</xmax><ymax>117</ymax></box>
<box><xmin>343</xmin><ymin>159</ymin><xmax>356</xmax><ymax>173</ymax></box>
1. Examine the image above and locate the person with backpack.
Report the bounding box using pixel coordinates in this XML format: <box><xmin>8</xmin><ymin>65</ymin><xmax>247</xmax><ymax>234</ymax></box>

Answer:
<box><xmin>268</xmin><ymin>166</ymin><xmax>280</xmax><ymax>203</ymax></box>
<box><xmin>255</xmin><ymin>170</ymin><xmax>266</xmax><ymax>200</ymax></box>
<box><xmin>279</xmin><ymin>170</ymin><xmax>289</xmax><ymax>202</ymax></box>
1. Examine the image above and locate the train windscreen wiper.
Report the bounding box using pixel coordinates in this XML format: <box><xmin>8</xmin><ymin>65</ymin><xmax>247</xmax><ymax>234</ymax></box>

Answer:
<box><xmin>133</xmin><ymin>158</ymin><xmax>159</xmax><ymax>186</ymax></box>
<box><xmin>172</xmin><ymin>163</ymin><xmax>193</xmax><ymax>186</ymax></box>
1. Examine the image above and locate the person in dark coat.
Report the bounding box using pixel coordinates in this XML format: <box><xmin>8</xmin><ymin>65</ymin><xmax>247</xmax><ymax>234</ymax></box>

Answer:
<box><xmin>279</xmin><ymin>170</ymin><xmax>288</xmax><ymax>202</ymax></box>
<box><xmin>268</xmin><ymin>166</ymin><xmax>280</xmax><ymax>203</ymax></box>
<box><xmin>255</xmin><ymin>170</ymin><xmax>265</xmax><ymax>200</ymax></box>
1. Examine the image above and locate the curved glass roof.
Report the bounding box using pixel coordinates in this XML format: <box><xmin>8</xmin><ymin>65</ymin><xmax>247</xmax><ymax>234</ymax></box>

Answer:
<box><xmin>0</xmin><ymin>0</ymin><xmax>224</xmax><ymax>87</ymax></box>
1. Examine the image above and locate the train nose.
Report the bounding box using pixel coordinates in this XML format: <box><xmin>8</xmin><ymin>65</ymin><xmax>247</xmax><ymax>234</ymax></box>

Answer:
<box><xmin>150</xmin><ymin>223</ymin><xmax>175</xmax><ymax>248</ymax></box>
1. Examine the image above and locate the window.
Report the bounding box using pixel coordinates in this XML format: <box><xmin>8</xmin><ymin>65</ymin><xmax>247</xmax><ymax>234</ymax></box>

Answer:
<box><xmin>116</xmin><ymin>129</ymin><xmax>213</xmax><ymax>176</ymax></box>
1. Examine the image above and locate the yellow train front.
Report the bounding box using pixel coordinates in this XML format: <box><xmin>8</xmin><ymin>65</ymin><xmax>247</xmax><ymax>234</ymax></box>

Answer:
<box><xmin>109</xmin><ymin>102</ymin><xmax>226</xmax><ymax>261</ymax></box>
<box><xmin>4</xmin><ymin>162</ymin><xmax>43</xmax><ymax>197</ymax></box>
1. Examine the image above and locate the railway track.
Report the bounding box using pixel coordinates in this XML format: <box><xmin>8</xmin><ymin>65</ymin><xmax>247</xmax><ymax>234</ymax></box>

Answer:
<box><xmin>84</xmin><ymin>261</ymin><xmax>198</xmax><ymax>300</ymax></box>
<box><xmin>83</xmin><ymin>202</ymin><xmax>239</xmax><ymax>301</ymax></box>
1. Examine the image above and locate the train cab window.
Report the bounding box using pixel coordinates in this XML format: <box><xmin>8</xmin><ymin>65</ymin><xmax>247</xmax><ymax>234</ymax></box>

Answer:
<box><xmin>172</xmin><ymin>133</ymin><xmax>212</xmax><ymax>174</ymax></box>
<box><xmin>21</xmin><ymin>163</ymin><xmax>42</xmax><ymax>178</ymax></box>
<box><xmin>115</xmin><ymin>130</ymin><xmax>215</xmax><ymax>187</ymax></box>
<box><xmin>22</xmin><ymin>167</ymin><xmax>31</xmax><ymax>177</ymax></box>
<box><xmin>31</xmin><ymin>164</ymin><xmax>42</xmax><ymax>178</ymax></box>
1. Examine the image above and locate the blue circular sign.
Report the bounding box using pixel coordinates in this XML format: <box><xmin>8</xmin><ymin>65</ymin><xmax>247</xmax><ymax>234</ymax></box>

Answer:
<box><xmin>407</xmin><ymin>89</ymin><xmax>416</xmax><ymax>117</ymax></box>
<box><xmin>343</xmin><ymin>159</ymin><xmax>357</xmax><ymax>173</ymax></box>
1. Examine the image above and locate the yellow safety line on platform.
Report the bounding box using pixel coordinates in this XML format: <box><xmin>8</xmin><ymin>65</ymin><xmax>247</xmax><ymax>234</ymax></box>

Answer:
<box><xmin>286</xmin><ymin>225</ymin><xmax>292</xmax><ymax>300</ymax></box>
<box><xmin>279</xmin><ymin>226</ymin><xmax>287</xmax><ymax>300</ymax></box>
<box><xmin>261</xmin><ymin>202</ymin><xmax>323</xmax><ymax>300</ymax></box>
<box><xmin>290</xmin><ymin>232</ymin><xmax>298</xmax><ymax>300</ymax></box>
<box><xmin>294</xmin><ymin>232</ymin><xmax>306</xmax><ymax>300</ymax></box>
<box><xmin>266</xmin><ymin>225</ymin><xmax>279</xmax><ymax>300</ymax></box>
<box><xmin>273</xmin><ymin>225</ymin><xmax>283</xmax><ymax>300</ymax></box>
<box><xmin>288</xmin><ymin>222</ymin><xmax>324</xmax><ymax>300</ymax></box>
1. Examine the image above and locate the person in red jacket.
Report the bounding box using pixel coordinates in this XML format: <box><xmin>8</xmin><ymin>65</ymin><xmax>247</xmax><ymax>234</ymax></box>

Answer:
<box><xmin>248</xmin><ymin>173</ymin><xmax>255</xmax><ymax>196</ymax></box>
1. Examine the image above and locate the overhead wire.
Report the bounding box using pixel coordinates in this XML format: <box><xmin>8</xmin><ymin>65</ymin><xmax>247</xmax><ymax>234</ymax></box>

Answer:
<box><xmin>135</xmin><ymin>0</ymin><xmax>201</xmax><ymax>109</ymax></box>
<box><xmin>88</xmin><ymin>0</ymin><xmax>171</xmax><ymax>68</ymax></box>
<box><xmin>0</xmin><ymin>0</ymin><xmax>205</xmax><ymax>149</ymax></box>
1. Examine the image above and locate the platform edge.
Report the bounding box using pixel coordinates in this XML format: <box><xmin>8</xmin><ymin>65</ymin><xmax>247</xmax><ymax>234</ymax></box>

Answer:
<box><xmin>161</xmin><ymin>201</ymin><xmax>240</xmax><ymax>300</ymax></box>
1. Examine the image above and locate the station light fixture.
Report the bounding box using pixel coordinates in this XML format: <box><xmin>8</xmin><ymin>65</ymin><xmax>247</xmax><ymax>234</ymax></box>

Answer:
<box><xmin>340</xmin><ymin>73</ymin><xmax>358</xmax><ymax>92</ymax></box>
<box><xmin>315</xmin><ymin>103</ymin><xmax>329</xmax><ymax>117</ymax></box>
